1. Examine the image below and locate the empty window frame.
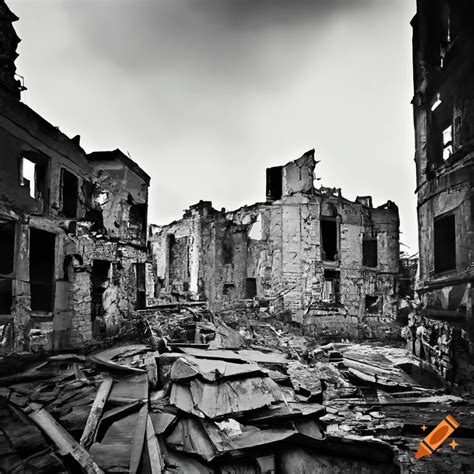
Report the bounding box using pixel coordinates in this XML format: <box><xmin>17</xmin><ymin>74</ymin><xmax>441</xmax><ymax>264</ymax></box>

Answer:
<box><xmin>365</xmin><ymin>295</ymin><xmax>379</xmax><ymax>314</ymax></box>
<box><xmin>321</xmin><ymin>219</ymin><xmax>338</xmax><ymax>261</ymax></box>
<box><xmin>245</xmin><ymin>278</ymin><xmax>257</xmax><ymax>299</ymax></box>
<box><xmin>136</xmin><ymin>262</ymin><xmax>146</xmax><ymax>309</ymax></box>
<box><xmin>363</xmin><ymin>239</ymin><xmax>378</xmax><ymax>268</ymax></box>
<box><xmin>29</xmin><ymin>229</ymin><xmax>55</xmax><ymax>312</ymax></box>
<box><xmin>434</xmin><ymin>213</ymin><xmax>456</xmax><ymax>274</ymax></box>
<box><xmin>266</xmin><ymin>166</ymin><xmax>283</xmax><ymax>201</ymax></box>
<box><xmin>61</xmin><ymin>168</ymin><xmax>79</xmax><ymax>218</ymax></box>
<box><xmin>0</xmin><ymin>221</ymin><xmax>15</xmax><ymax>276</ymax></box>
<box><xmin>442</xmin><ymin>125</ymin><xmax>453</xmax><ymax>160</ymax></box>
<box><xmin>129</xmin><ymin>203</ymin><xmax>147</xmax><ymax>239</ymax></box>
<box><xmin>430</xmin><ymin>97</ymin><xmax>453</xmax><ymax>165</ymax></box>
<box><xmin>322</xmin><ymin>270</ymin><xmax>340</xmax><ymax>303</ymax></box>
<box><xmin>91</xmin><ymin>260</ymin><xmax>110</xmax><ymax>321</ymax></box>
<box><xmin>0</xmin><ymin>279</ymin><xmax>12</xmax><ymax>314</ymax></box>
<box><xmin>20</xmin><ymin>155</ymin><xmax>47</xmax><ymax>200</ymax></box>
<box><xmin>0</xmin><ymin>222</ymin><xmax>16</xmax><ymax>315</ymax></box>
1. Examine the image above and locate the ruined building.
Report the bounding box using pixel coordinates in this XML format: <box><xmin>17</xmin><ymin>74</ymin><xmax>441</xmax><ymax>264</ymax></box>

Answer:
<box><xmin>150</xmin><ymin>150</ymin><xmax>400</xmax><ymax>339</ymax></box>
<box><xmin>0</xmin><ymin>2</ymin><xmax>150</xmax><ymax>353</ymax></box>
<box><xmin>409</xmin><ymin>0</ymin><xmax>474</xmax><ymax>383</ymax></box>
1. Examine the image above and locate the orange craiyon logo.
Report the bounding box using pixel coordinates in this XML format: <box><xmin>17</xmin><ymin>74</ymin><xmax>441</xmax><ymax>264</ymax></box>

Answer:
<box><xmin>416</xmin><ymin>414</ymin><xmax>460</xmax><ymax>459</ymax></box>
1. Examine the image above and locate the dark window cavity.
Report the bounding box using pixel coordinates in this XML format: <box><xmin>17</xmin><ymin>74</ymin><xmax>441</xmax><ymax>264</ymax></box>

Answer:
<box><xmin>0</xmin><ymin>221</ymin><xmax>15</xmax><ymax>276</ymax></box>
<box><xmin>0</xmin><ymin>279</ymin><xmax>12</xmax><ymax>314</ymax></box>
<box><xmin>434</xmin><ymin>214</ymin><xmax>456</xmax><ymax>273</ymax></box>
<box><xmin>245</xmin><ymin>278</ymin><xmax>257</xmax><ymax>299</ymax></box>
<box><xmin>30</xmin><ymin>229</ymin><xmax>55</xmax><ymax>312</ymax></box>
<box><xmin>321</xmin><ymin>219</ymin><xmax>338</xmax><ymax>261</ymax></box>
<box><xmin>91</xmin><ymin>260</ymin><xmax>110</xmax><ymax>322</ymax></box>
<box><xmin>61</xmin><ymin>168</ymin><xmax>79</xmax><ymax>218</ymax></box>
<box><xmin>129</xmin><ymin>203</ymin><xmax>147</xmax><ymax>240</ymax></box>
<box><xmin>266</xmin><ymin>166</ymin><xmax>283</xmax><ymax>201</ymax></box>
<box><xmin>363</xmin><ymin>239</ymin><xmax>378</xmax><ymax>268</ymax></box>
<box><xmin>136</xmin><ymin>262</ymin><xmax>146</xmax><ymax>310</ymax></box>
<box><xmin>365</xmin><ymin>295</ymin><xmax>379</xmax><ymax>314</ymax></box>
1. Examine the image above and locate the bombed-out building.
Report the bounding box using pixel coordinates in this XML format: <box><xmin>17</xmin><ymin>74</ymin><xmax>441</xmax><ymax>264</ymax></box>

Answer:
<box><xmin>150</xmin><ymin>150</ymin><xmax>400</xmax><ymax>339</ymax></box>
<box><xmin>0</xmin><ymin>2</ymin><xmax>150</xmax><ymax>353</ymax></box>
<box><xmin>408</xmin><ymin>0</ymin><xmax>474</xmax><ymax>385</ymax></box>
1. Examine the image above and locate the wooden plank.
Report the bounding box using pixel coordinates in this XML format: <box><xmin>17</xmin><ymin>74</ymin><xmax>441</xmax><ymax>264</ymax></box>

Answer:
<box><xmin>80</xmin><ymin>377</ymin><xmax>113</xmax><ymax>449</ymax></box>
<box><xmin>146</xmin><ymin>415</ymin><xmax>164</xmax><ymax>474</ymax></box>
<box><xmin>88</xmin><ymin>355</ymin><xmax>146</xmax><ymax>374</ymax></box>
<box><xmin>96</xmin><ymin>401</ymin><xmax>143</xmax><ymax>441</ymax></box>
<box><xmin>130</xmin><ymin>405</ymin><xmax>148</xmax><ymax>474</ymax></box>
<box><xmin>146</xmin><ymin>353</ymin><xmax>158</xmax><ymax>389</ymax></box>
<box><xmin>89</xmin><ymin>444</ymin><xmax>130</xmax><ymax>471</ymax></box>
<box><xmin>0</xmin><ymin>372</ymin><xmax>58</xmax><ymax>387</ymax></box>
<box><xmin>27</xmin><ymin>405</ymin><xmax>104</xmax><ymax>474</ymax></box>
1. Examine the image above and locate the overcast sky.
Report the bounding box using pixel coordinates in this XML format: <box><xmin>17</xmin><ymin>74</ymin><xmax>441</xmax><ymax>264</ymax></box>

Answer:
<box><xmin>10</xmin><ymin>0</ymin><xmax>417</xmax><ymax>253</ymax></box>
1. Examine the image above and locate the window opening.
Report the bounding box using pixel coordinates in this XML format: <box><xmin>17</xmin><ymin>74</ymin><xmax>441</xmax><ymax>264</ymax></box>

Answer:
<box><xmin>434</xmin><ymin>214</ymin><xmax>456</xmax><ymax>273</ymax></box>
<box><xmin>61</xmin><ymin>168</ymin><xmax>79</xmax><ymax>218</ymax></box>
<box><xmin>30</xmin><ymin>229</ymin><xmax>55</xmax><ymax>312</ymax></box>
<box><xmin>321</xmin><ymin>219</ymin><xmax>338</xmax><ymax>261</ymax></box>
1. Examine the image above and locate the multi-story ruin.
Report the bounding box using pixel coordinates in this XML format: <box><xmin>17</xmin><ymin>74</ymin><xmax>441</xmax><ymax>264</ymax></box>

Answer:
<box><xmin>150</xmin><ymin>150</ymin><xmax>400</xmax><ymax>339</ymax></box>
<box><xmin>0</xmin><ymin>2</ymin><xmax>150</xmax><ymax>353</ymax></box>
<box><xmin>409</xmin><ymin>0</ymin><xmax>474</xmax><ymax>383</ymax></box>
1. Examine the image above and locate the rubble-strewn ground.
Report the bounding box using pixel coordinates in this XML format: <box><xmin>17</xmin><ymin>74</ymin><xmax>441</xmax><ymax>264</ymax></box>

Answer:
<box><xmin>0</xmin><ymin>305</ymin><xmax>473</xmax><ymax>473</ymax></box>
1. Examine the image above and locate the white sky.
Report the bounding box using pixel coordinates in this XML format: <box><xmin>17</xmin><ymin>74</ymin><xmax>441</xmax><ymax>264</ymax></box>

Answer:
<box><xmin>10</xmin><ymin>0</ymin><xmax>418</xmax><ymax>253</ymax></box>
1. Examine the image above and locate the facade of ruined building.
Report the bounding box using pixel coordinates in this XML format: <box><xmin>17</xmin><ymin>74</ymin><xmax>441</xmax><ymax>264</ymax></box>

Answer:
<box><xmin>411</xmin><ymin>1</ymin><xmax>474</xmax><ymax>344</ymax></box>
<box><xmin>0</xmin><ymin>2</ymin><xmax>150</xmax><ymax>353</ymax></box>
<box><xmin>150</xmin><ymin>150</ymin><xmax>400</xmax><ymax>339</ymax></box>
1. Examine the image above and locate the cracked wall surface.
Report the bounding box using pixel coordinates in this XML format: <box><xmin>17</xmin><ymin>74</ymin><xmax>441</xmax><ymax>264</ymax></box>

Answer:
<box><xmin>150</xmin><ymin>150</ymin><xmax>401</xmax><ymax>339</ymax></box>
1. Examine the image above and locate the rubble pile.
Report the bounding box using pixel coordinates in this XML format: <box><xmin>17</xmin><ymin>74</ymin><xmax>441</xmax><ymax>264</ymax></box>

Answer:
<box><xmin>0</xmin><ymin>320</ymin><xmax>473</xmax><ymax>473</ymax></box>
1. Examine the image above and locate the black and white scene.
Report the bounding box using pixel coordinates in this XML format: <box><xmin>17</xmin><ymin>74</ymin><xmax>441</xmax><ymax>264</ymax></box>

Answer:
<box><xmin>0</xmin><ymin>0</ymin><xmax>473</xmax><ymax>472</ymax></box>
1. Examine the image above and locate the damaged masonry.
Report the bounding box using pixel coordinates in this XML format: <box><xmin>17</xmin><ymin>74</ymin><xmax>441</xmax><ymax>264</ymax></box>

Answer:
<box><xmin>149</xmin><ymin>149</ymin><xmax>401</xmax><ymax>341</ymax></box>
<box><xmin>0</xmin><ymin>1</ymin><xmax>473</xmax><ymax>474</ymax></box>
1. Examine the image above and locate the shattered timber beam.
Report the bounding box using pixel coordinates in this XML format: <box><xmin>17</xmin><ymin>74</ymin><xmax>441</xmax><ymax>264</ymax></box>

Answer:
<box><xmin>27</xmin><ymin>403</ymin><xmax>104</xmax><ymax>474</ymax></box>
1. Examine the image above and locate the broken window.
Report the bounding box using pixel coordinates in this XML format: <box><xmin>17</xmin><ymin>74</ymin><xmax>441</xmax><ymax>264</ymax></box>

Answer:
<box><xmin>61</xmin><ymin>168</ymin><xmax>79</xmax><ymax>218</ymax></box>
<box><xmin>91</xmin><ymin>260</ymin><xmax>110</xmax><ymax>321</ymax></box>
<box><xmin>0</xmin><ymin>221</ymin><xmax>15</xmax><ymax>314</ymax></box>
<box><xmin>30</xmin><ymin>229</ymin><xmax>55</xmax><ymax>312</ymax></box>
<box><xmin>442</xmin><ymin>125</ymin><xmax>453</xmax><ymax>160</ymax></box>
<box><xmin>0</xmin><ymin>221</ymin><xmax>15</xmax><ymax>276</ymax></box>
<box><xmin>20</xmin><ymin>155</ymin><xmax>48</xmax><ymax>201</ymax></box>
<box><xmin>365</xmin><ymin>295</ymin><xmax>379</xmax><ymax>314</ymax></box>
<box><xmin>245</xmin><ymin>278</ymin><xmax>257</xmax><ymax>299</ymax></box>
<box><xmin>363</xmin><ymin>239</ymin><xmax>378</xmax><ymax>268</ymax></box>
<box><xmin>322</xmin><ymin>270</ymin><xmax>340</xmax><ymax>303</ymax></box>
<box><xmin>136</xmin><ymin>263</ymin><xmax>146</xmax><ymax>309</ymax></box>
<box><xmin>434</xmin><ymin>213</ymin><xmax>456</xmax><ymax>274</ymax></box>
<box><xmin>429</xmin><ymin>96</ymin><xmax>453</xmax><ymax>165</ymax></box>
<box><xmin>321</xmin><ymin>219</ymin><xmax>338</xmax><ymax>261</ymax></box>
<box><xmin>129</xmin><ymin>203</ymin><xmax>147</xmax><ymax>240</ymax></box>
<box><xmin>266</xmin><ymin>166</ymin><xmax>283</xmax><ymax>201</ymax></box>
<box><xmin>0</xmin><ymin>279</ymin><xmax>12</xmax><ymax>314</ymax></box>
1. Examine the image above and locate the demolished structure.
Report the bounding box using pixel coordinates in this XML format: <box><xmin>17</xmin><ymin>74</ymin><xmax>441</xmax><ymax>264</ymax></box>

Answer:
<box><xmin>408</xmin><ymin>0</ymin><xmax>474</xmax><ymax>388</ymax></box>
<box><xmin>150</xmin><ymin>150</ymin><xmax>401</xmax><ymax>340</ymax></box>
<box><xmin>0</xmin><ymin>2</ymin><xmax>150</xmax><ymax>353</ymax></box>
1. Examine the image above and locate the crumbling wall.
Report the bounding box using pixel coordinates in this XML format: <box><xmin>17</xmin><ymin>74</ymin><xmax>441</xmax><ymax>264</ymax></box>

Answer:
<box><xmin>412</xmin><ymin>0</ymin><xmax>474</xmax><ymax>347</ymax></box>
<box><xmin>150</xmin><ymin>152</ymin><xmax>401</xmax><ymax>341</ymax></box>
<box><xmin>281</xmin><ymin>149</ymin><xmax>315</xmax><ymax>197</ymax></box>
